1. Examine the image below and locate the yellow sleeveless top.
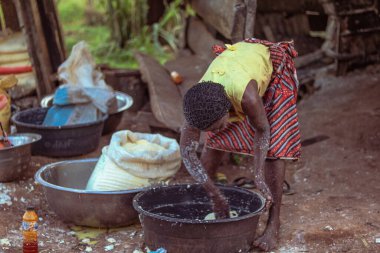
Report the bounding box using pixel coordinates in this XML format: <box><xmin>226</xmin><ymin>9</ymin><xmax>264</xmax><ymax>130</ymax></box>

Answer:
<box><xmin>200</xmin><ymin>42</ymin><xmax>273</xmax><ymax>121</ymax></box>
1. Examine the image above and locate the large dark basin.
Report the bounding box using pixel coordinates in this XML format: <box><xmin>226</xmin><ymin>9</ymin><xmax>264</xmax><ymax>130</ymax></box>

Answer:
<box><xmin>133</xmin><ymin>184</ymin><xmax>265</xmax><ymax>253</ymax></box>
<box><xmin>12</xmin><ymin>107</ymin><xmax>106</xmax><ymax>157</ymax></box>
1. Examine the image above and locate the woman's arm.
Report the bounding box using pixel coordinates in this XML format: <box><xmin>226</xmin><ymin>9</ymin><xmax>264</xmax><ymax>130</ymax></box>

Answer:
<box><xmin>180</xmin><ymin>122</ymin><xmax>229</xmax><ymax>218</ymax></box>
<box><xmin>241</xmin><ymin>80</ymin><xmax>272</xmax><ymax>207</ymax></box>
<box><xmin>180</xmin><ymin>123</ymin><xmax>207</xmax><ymax>183</ymax></box>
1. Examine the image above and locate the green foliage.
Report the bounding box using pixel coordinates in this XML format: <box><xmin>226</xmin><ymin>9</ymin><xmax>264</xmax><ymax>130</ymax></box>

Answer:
<box><xmin>152</xmin><ymin>0</ymin><xmax>184</xmax><ymax>53</ymax></box>
<box><xmin>0</xmin><ymin>3</ymin><xmax>6</xmax><ymax>33</ymax></box>
<box><xmin>58</xmin><ymin>0</ymin><xmax>194</xmax><ymax>69</ymax></box>
<box><xmin>103</xmin><ymin>0</ymin><xmax>149</xmax><ymax>47</ymax></box>
<box><xmin>56</xmin><ymin>0</ymin><xmax>86</xmax><ymax>25</ymax></box>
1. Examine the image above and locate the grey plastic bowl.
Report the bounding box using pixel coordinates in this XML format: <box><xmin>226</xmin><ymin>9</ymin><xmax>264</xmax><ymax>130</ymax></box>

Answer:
<box><xmin>35</xmin><ymin>158</ymin><xmax>143</xmax><ymax>228</ymax></box>
<box><xmin>0</xmin><ymin>133</ymin><xmax>41</xmax><ymax>182</ymax></box>
<box><xmin>12</xmin><ymin>107</ymin><xmax>107</xmax><ymax>157</ymax></box>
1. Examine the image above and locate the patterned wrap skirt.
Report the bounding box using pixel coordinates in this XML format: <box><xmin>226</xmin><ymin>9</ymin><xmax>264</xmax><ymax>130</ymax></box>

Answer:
<box><xmin>207</xmin><ymin>38</ymin><xmax>301</xmax><ymax>159</ymax></box>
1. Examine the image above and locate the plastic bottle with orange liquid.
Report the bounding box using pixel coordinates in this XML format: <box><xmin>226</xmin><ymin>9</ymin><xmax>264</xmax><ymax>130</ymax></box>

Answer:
<box><xmin>22</xmin><ymin>207</ymin><xmax>38</xmax><ymax>253</ymax></box>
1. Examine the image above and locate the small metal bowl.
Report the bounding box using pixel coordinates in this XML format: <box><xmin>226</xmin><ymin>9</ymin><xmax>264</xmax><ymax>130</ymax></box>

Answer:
<box><xmin>0</xmin><ymin>133</ymin><xmax>41</xmax><ymax>182</ymax></box>
<box><xmin>35</xmin><ymin>159</ymin><xmax>143</xmax><ymax>228</ymax></box>
<box><xmin>12</xmin><ymin>107</ymin><xmax>107</xmax><ymax>157</ymax></box>
<box><xmin>40</xmin><ymin>91</ymin><xmax>133</xmax><ymax>135</ymax></box>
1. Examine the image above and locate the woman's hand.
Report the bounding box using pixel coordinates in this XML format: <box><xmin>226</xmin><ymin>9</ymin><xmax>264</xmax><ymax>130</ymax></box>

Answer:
<box><xmin>254</xmin><ymin>175</ymin><xmax>273</xmax><ymax>210</ymax></box>
<box><xmin>203</xmin><ymin>180</ymin><xmax>230</xmax><ymax>219</ymax></box>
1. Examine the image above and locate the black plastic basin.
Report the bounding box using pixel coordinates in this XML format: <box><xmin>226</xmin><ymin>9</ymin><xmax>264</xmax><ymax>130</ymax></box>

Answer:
<box><xmin>133</xmin><ymin>184</ymin><xmax>265</xmax><ymax>253</ymax></box>
<box><xmin>12</xmin><ymin>107</ymin><xmax>107</xmax><ymax>157</ymax></box>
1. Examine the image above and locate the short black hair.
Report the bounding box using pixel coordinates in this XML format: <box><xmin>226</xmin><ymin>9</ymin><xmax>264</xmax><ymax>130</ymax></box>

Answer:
<box><xmin>183</xmin><ymin>81</ymin><xmax>231</xmax><ymax>130</ymax></box>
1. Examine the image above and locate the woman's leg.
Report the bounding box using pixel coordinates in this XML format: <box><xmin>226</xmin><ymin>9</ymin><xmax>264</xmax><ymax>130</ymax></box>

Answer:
<box><xmin>254</xmin><ymin>159</ymin><xmax>286</xmax><ymax>251</ymax></box>
<box><xmin>200</xmin><ymin>147</ymin><xmax>225</xmax><ymax>180</ymax></box>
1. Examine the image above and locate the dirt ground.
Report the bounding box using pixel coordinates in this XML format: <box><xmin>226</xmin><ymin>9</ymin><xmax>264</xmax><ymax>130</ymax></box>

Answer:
<box><xmin>0</xmin><ymin>64</ymin><xmax>379</xmax><ymax>253</ymax></box>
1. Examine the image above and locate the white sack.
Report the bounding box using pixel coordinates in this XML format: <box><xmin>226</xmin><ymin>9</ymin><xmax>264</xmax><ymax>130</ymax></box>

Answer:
<box><xmin>86</xmin><ymin>130</ymin><xmax>182</xmax><ymax>191</ymax></box>
<box><xmin>58</xmin><ymin>41</ymin><xmax>109</xmax><ymax>89</ymax></box>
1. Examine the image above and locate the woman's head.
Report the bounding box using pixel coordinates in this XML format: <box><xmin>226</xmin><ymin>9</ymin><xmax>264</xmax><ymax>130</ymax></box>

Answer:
<box><xmin>183</xmin><ymin>81</ymin><xmax>231</xmax><ymax>130</ymax></box>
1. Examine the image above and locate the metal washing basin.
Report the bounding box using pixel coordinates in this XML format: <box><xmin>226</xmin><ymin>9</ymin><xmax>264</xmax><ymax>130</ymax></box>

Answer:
<box><xmin>35</xmin><ymin>158</ymin><xmax>144</xmax><ymax>228</ymax></box>
<box><xmin>0</xmin><ymin>133</ymin><xmax>41</xmax><ymax>182</ymax></box>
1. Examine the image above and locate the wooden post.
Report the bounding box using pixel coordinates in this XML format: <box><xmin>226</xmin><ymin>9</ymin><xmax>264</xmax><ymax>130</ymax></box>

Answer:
<box><xmin>0</xmin><ymin>0</ymin><xmax>20</xmax><ymax>32</ymax></box>
<box><xmin>13</xmin><ymin>0</ymin><xmax>55</xmax><ymax>99</ymax></box>
<box><xmin>37</xmin><ymin>0</ymin><xmax>66</xmax><ymax>73</ymax></box>
<box><xmin>231</xmin><ymin>0</ymin><xmax>246</xmax><ymax>43</ymax></box>
<box><xmin>244</xmin><ymin>0</ymin><xmax>257</xmax><ymax>38</ymax></box>
<box><xmin>263</xmin><ymin>25</ymin><xmax>276</xmax><ymax>42</ymax></box>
